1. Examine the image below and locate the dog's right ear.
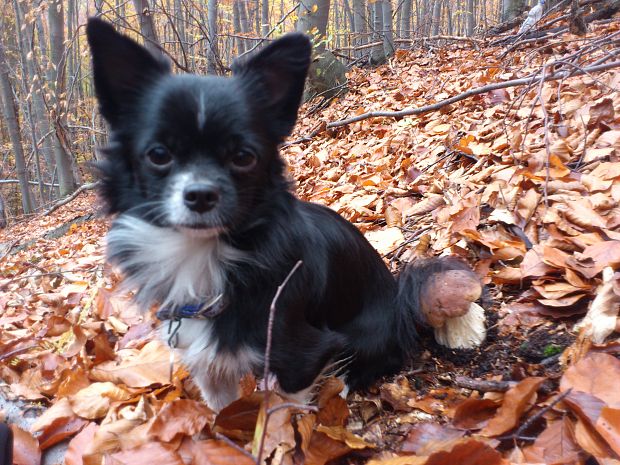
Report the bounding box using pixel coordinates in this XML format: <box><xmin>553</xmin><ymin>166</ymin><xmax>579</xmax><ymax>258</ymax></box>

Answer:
<box><xmin>86</xmin><ymin>18</ymin><xmax>170</xmax><ymax>126</ymax></box>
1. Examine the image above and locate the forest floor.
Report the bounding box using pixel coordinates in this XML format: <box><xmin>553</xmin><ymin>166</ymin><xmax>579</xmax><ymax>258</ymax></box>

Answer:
<box><xmin>1</xmin><ymin>17</ymin><xmax>620</xmax><ymax>465</ymax></box>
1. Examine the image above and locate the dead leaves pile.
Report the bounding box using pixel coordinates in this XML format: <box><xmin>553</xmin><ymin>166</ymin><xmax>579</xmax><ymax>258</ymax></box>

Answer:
<box><xmin>1</xmin><ymin>19</ymin><xmax>620</xmax><ymax>465</ymax></box>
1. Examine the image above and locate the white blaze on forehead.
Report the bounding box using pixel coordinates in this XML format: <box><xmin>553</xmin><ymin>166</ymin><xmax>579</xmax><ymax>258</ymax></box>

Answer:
<box><xmin>197</xmin><ymin>89</ymin><xmax>207</xmax><ymax>131</ymax></box>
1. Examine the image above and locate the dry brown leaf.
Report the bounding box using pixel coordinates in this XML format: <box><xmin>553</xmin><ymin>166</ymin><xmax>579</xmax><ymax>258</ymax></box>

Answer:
<box><xmin>575</xmin><ymin>417</ymin><xmax>614</xmax><ymax>459</ymax></box>
<box><xmin>106</xmin><ymin>442</ymin><xmax>184</xmax><ymax>465</ymax></box>
<box><xmin>566</xmin><ymin>241</ymin><xmax>620</xmax><ymax>279</ymax></box>
<box><xmin>316</xmin><ymin>425</ymin><xmax>375</xmax><ymax>449</ymax></box>
<box><xmin>481</xmin><ymin>377</ymin><xmax>545</xmax><ymax>436</ymax></box>
<box><xmin>65</xmin><ymin>422</ymin><xmax>99</xmax><ymax>465</ymax></box>
<box><xmin>596</xmin><ymin>407</ymin><xmax>620</xmax><ymax>456</ymax></box>
<box><xmin>303</xmin><ymin>431</ymin><xmax>351</xmax><ymax>465</ymax></box>
<box><xmin>451</xmin><ymin>398</ymin><xmax>499</xmax><ymax>430</ymax></box>
<box><xmin>12</xmin><ymin>424</ymin><xmax>41</xmax><ymax>465</ymax></box>
<box><xmin>560</xmin><ymin>352</ymin><xmax>620</xmax><ymax>407</ymax></box>
<box><xmin>215</xmin><ymin>392</ymin><xmax>262</xmax><ymax>432</ymax></box>
<box><xmin>30</xmin><ymin>396</ymin><xmax>75</xmax><ymax>433</ymax></box>
<box><xmin>401</xmin><ymin>422</ymin><xmax>464</xmax><ymax>455</ymax></box>
<box><xmin>425</xmin><ymin>439</ymin><xmax>504</xmax><ymax>465</ymax></box>
<box><xmin>70</xmin><ymin>382</ymin><xmax>133</xmax><ymax>419</ymax></box>
<box><xmin>90</xmin><ymin>340</ymin><xmax>175</xmax><ymax>388</ymax></box>
<box><xmin>522</xmin><ymin>417</ymin><xmax>582</xmax><ymax>464</ymax></box>
<box><xmin>148</xmin><ymin>399</ymin><xmax>214</xmax><ymax>441</ymax></box>
<box><xmin>189</xmin><ymin>439</ymin><xmax>255</xmax><ymax>465</ymax></box>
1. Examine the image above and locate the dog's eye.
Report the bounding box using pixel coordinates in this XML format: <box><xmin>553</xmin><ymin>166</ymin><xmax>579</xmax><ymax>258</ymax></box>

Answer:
<box><xmin>230</xmin><ymin>150</ymin><xmax>257</xmax><ymax>171</ymax></box>
<box><xmin>146</xmin><ymin>146</ymin><xmax>173</xmax><ymax>168</ymax></box>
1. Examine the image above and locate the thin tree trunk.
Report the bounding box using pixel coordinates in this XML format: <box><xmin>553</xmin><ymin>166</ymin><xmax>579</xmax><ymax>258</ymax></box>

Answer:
<box><xmin>0</xmin><ymin>36</ymin><xmax>34</xmax><ymax>213</ymax></box>
<box><xmin>207</xmin><ymin>0</ymin><xmax>219</xmax><ymax>73</ymax></box>
<box><xmin>431</xmin><ymin>0</ymin><xmax>441</xmax><ymax>35</ymax></box>
<box><xmin>382</xmin><ymin>0</ymin><xmax>395</xmax><ymax>56</ymax></box>
<box><xmin>233</xmin><ymin>1</ymin><xmax>246</xmax><ymax>54</ymax></box>
<box><xmin>466</xmin><ymin>0</ymin><xmax>475</xmax><ymax>35</ymax></box>
<box><xmin>48</xmin><ymin>0</ymin><xmax>76</xmax><ymax>196</ymax></box>
<box><xmin>400</xmin><ymin>0</ymin><xmax>412</xmax><ymax>39</ymax></box>
<box><xmin>370</xmin><ymin>0</ymin><xmax>386</xmax><ymax>64</ymax></box>
<box><xmin>239</xmin><ymin>0</ymin><xmax>251</xmax><ymax>51</ymax></box>
<box><xmin>132</xmin><ymin>0</ymin><xmax>164</xmax><ymax>57</ymax></box>
<box><xmin>12</xmin><ymin>0</ymin><xmax>55</xmax><ymax>180</ymax></box>
<box><xmin>352</xmin><ymin>0</ymin><xmax>367</xmax><ymax>56</ymax></box>
<box><xmin>261</xmin><ymin>0</ymin><xmax>270</xmax><ymax>36</ymax></box>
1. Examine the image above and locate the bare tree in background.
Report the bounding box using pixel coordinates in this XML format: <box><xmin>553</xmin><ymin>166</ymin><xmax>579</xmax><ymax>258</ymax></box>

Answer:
<box><xmin>399</xmin><ymin>0</ymin><xmax>412</xmax><ymax>39</ymax></box>
<box><xmin>297</xmin><ymin>0</ymin><xmax>347</xmax><ymax>97</ymax></box>
<box><xmin>261</xmin><ymin>0</ymin><xmax>270</xmax><ymax>36</ymax></box>
<box><xmin>207</xmin><ymin>0</ymin><xmax>219</xmax><ymax>73</ymax></box>
<box><xmin>501</xmin><ymin>0</ymin><xmax>527</xmax><ymax>21</ymax></box>
<box><xmin>0</xmin><ymin>29</ymin><xmax>34</xmax><ymax>214</ymax></box>
<box><xmin>132</xmin><ymin>0</ymin><xmax>165</xmax><ymax>57</ymax></box>
<box><xmin>48</xmin><ymin>0</ymin><xmax>76</xmax><ymax>196</ymax></box>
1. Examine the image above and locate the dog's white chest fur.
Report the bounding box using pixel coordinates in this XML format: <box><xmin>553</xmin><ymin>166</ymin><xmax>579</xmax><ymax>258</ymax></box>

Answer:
<box><xmin>107</xmin><ymin>215</ymin><xmax>261</xmax><ymax>409</ymax></box>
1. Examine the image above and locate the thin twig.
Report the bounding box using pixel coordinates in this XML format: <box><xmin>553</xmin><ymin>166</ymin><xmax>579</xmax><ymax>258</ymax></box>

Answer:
<box><xmin>498</xmin><ymin>388</ymin><xmax>573</xmax><ymax>442</ymax></box>
<box><xmin>214</xmin><ymin>433</ymin><xmax>257</xmax><ymax>461</ymax></box>
<box><xmin>255</xmin><ymin>260</ymin><xmax>303</xmax><ymax>465</ymax></box>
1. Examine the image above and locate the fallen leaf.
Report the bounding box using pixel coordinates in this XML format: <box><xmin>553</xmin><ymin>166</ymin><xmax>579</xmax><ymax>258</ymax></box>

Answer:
<box><xmin>90</xmin><ymin>340</ymin><xmax>175</xmax><ymax>388</ymax></box>
<box><xmin>560</xmin><ymin>352</ymin><xmax>620</xmax><ymax>407</ymax></box>
<box><xmin>148</xmin><ymin>399</ymin><xmax>214</xmax><ymax>441</ymax></box>
<box><xmin>12</xmin><ymin>424</ymin><xmax>41</xmax><ymax>465</ymax></box>
<box><xmin>106</xmin><ymin>442</ymin><xmax>183</xmax><ymax>465</ymax></box>
<box><xmin>522</xmin><ymin>417</ymin><xmax>581</xmax><ymax>464</ymax></box>
<box><xmin>481</xmin><ymin>377</ymin><xmax>545</xmax><ymax>436</ymax></box>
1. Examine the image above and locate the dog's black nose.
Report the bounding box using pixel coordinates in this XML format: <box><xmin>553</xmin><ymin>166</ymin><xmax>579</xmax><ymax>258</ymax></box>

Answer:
<box><xmin>183</xmin><ymin>183</ymin><xmax>220</xmax><ymax>213</ymax></box>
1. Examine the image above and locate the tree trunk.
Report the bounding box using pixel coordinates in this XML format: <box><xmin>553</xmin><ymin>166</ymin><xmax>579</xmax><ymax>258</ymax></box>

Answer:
<box><xmin>174</xmin><ymin>0</ymin><xmax>187</xmax><ymax>58</ymax></box>
<box><xmin>370</xmin><ymin>0</ymin><xmax>386</xmax><ymax>64</ymax></box>
<box><xmin>352</xmin><ymin>0</ymin><xmax>367</xmax><ymax>56</ymax></box>
<box><xmin>382</xmin><ymin>0</ymin><xmax>395</xmax><ymax>56</ymax></box>
<box><xmin>261</xmin><ymin>0</ymin><xmax>270</xmax><ymax>36</ymax></box>
<box><xmin>466</xmin><ymin>0</ymin><xmax>475</xmax><ymax>36</ymax></box>
<box><xmin>239</xmin><ymin>0</ymin><xmax>251</xmax><ymax>52</ymax></box>
<box><xmin>12</xmin><ymin>0</ymin><xmax>55</xmax><ymax>182</ymax></box>
<box><xmin>0</xmin><ymin>37</ymin><xmax>34</xmax><ymax>214</ymax></box>
<box><xmin>233</xmin><ymin>0</ymin><xmax>246</xmax><ymax>54</ymax></box>
<box><xmin>48</xmin><ymin>0</ymin><xmax>76</xmax><ymax>196</ymax></box>
<box><xmin>501</xmin><ymin>0</ymin><xmax>526</xmax><ymax>22</ymax></box>
<box><xmin>207</xmin><ymin>0</ymin><xmax>219</xmax><ymax>73</ymax></box>
<box><xmin>132</xmin><ymin>0</ymin><xmax>164</xmax><ymax>57</ymax></box>
<box><xmin>400</xmin><ymin>0</ymin><xmax>412</xmax><ymax>39</ymax></box>
<box><xmin>431</xmin><ymin>0</ymin><xmax>442</xmax><ymax>35</ymax></box>
<box><xmin>297</xmin><ymin>0</ymin><xmax>347</xmax><ymax>98</ymax></box>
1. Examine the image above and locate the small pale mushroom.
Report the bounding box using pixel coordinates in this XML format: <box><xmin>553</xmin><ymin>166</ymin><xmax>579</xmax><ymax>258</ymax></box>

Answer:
<box><xmin>420</xmin><ymin>270</ymin><xmax>487</xmax><ymax>349</ymax></box>
<box><xmin>576</xmin><ymin>266</ymin><xmax>620</xmax><ymax>344</ymax></box>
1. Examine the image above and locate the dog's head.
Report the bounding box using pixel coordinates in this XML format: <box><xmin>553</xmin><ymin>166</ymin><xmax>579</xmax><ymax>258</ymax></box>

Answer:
<box><xmin>87</xmin><ymin>19</ymin><xmax>310</xmax><ymax>238</ymax></box>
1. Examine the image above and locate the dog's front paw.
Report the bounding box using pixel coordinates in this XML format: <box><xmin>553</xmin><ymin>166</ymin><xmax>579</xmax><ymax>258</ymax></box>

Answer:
<box><xmin>419</xmin><ymin>266</ymin><xmax>486</xmax><ymax>349</ymax></box>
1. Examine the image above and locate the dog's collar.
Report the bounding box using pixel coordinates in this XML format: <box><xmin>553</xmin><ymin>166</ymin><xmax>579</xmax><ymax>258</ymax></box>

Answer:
<box><xmin>156</xmin><ymin>294</ymin><xmax>226</xmax><ymax>321</ymax></box>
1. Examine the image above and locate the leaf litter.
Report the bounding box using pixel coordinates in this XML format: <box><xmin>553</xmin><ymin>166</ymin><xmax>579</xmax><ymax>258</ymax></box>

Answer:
<box><xmin>1</xmin><ymin>19</ymin><xmax>620</xmax><ymax>465</ymax></box>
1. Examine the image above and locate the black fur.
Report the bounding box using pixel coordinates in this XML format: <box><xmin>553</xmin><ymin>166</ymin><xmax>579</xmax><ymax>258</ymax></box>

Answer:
<box><xmin>87</xmin><ymin>18</ymin><xmax>475</xmax><ymax>399</ymax></box>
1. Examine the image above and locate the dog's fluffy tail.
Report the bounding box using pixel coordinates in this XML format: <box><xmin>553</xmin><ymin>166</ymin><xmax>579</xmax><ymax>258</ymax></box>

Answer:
<box><xmin>395</xmin><ymin>257</ymin><xmax>478</xmax><ymax>352</ymax></box>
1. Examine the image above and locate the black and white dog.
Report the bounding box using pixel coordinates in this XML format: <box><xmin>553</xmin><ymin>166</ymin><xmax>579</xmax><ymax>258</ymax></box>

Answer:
<box><xmin>87</xmin><ymin>19</ymin><xmax>482</xmax><ymax>410</ymax></box>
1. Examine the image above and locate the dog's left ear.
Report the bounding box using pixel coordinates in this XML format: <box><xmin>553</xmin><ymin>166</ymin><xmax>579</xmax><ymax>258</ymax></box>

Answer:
<box><xmin>233</xmin><ymin>34</ymin><xmax>311</xmax><ymax>141</ymax></box>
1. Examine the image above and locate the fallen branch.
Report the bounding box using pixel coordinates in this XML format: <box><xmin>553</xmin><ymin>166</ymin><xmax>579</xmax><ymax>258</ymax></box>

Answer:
<box><xmin>43</xmin><ymin>181</ymin><xmax>99</xmax><ymax>216</ymax></box>
<box><xmin>455</xmin><ymin>375</ymin><xmax>512</xmax><ymax>392</ymax></box>
<box><xmin>289</xmin><ymin>60</ymin><xmax>620</xmax><ymax>144</ymax></box>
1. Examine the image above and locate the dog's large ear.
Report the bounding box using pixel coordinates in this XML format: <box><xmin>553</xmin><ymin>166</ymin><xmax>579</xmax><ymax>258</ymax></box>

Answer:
<box><xmin>233</xmin><ymin>34</ymin><xmax>311</xmax><ymax>141</ymax></box>
<box><xmin>86</xmin><ymin>18</ymin><xmax>170</xmax><ymax>126</ymax></box>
